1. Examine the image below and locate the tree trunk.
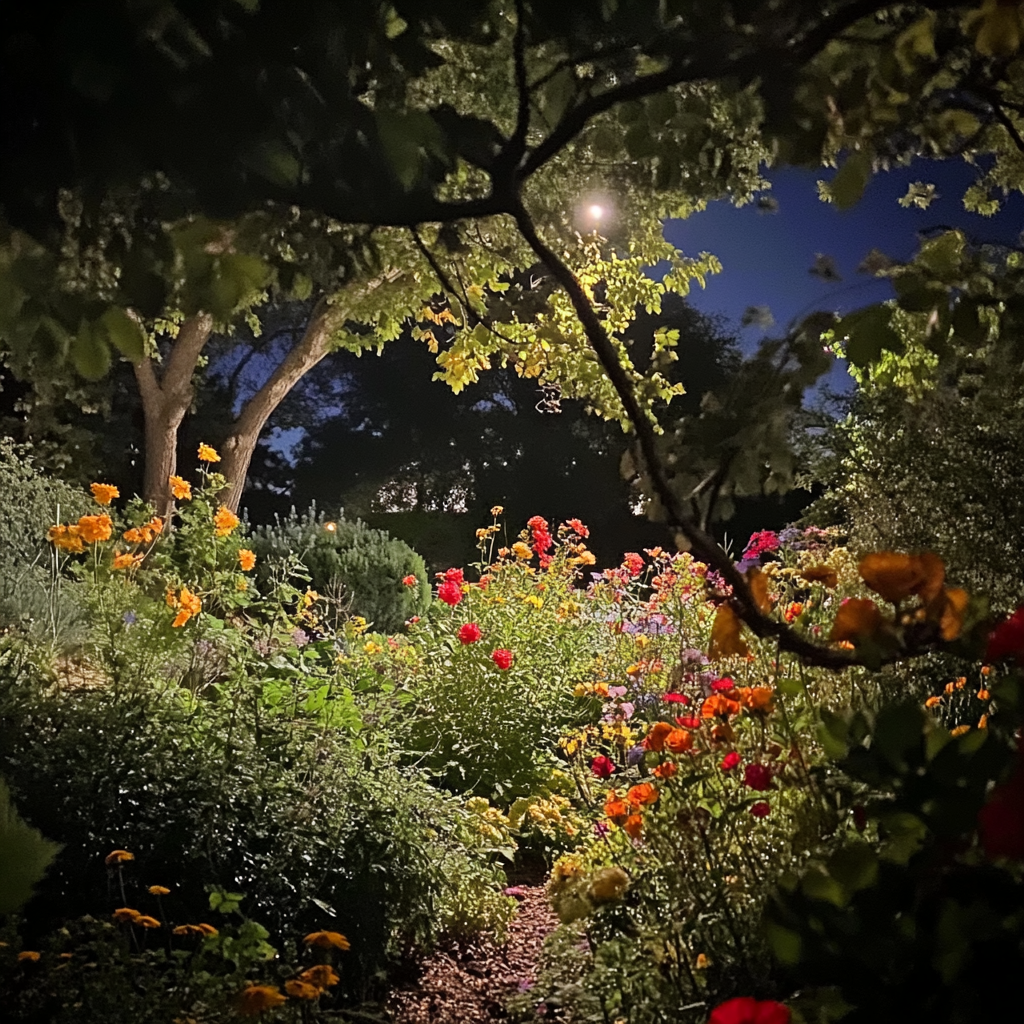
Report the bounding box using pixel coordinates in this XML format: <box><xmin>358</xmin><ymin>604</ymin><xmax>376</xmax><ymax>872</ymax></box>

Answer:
<box><xmin>218</xmin><ymin>303</ymin><xmax>336</xmax><ymax>512</ymax></box>
<box><xmin>133</xmin><ymin>313</ymin><xmax>215</xmax><ymax>515</ymax></box>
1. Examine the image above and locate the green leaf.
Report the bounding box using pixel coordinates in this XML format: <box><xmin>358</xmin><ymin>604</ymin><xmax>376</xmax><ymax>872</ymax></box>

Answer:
<box><xmin>624</xmin><ymin>124</ymin><xmax>658</xmax><ymax>160</ymax></box>
<box><xmin>71</xmin><ymin>319</ymin><xmax>112</xmax><ymax>380</ymax></box>
<box><xmin>872</xmin><ymin>702</ymin><xmax>924</xmax><ymax>769</ymax></box>
<box><xmin>829</xmin><ymin>151</ymin><xmax>873</xmax><ymax>210</ymax></box>
<box><xmin>100</xmin><ymin>306</ymin><xmax>146</xmax><ymax>363</ymax></box>
<box><xmin>801</xmin><ymin>866</ymin><xmax>846</xmax><ymax>908</ymax></box>
<box><xmin>376</xmin><ymin>109</ymin><xmax>447</xmax><ymax>190</ymax></box>
<box><xmin>916</xmin><ymin>231</ymin><xmax>965</xmax><ymax>282</ymax></box>
<box><xmin>0</xmin><ymin>779</ymin><xmax>62</xmax><ymax>915</ymax></box>
<box><xmin>818</xmin><ymin>708</ymin><xmax>850</xmax><ymax>760</ymax></box>
<box><xmin>836</xmin><ymin>304</ymin><xmax>903</xmax><ymax>367</ymax></box>
<box><xmin>827</xmin><ymin>842</ymin><xmax>878</xmax><ymax>895</ymax></box>
<box><xmin>766</xmin><ymin>920</ymin><xmax>802</xmax><ymax>965</ymax></box>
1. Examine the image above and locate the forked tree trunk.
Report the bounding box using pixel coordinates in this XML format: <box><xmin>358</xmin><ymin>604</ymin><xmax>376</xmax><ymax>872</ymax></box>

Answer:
<box><xmin>133</xmin><ymin>313</ymin><xmax>215</xmax><ymax>515</ymax></box>
<box><xmin>218</xmin><ymin>302</ymin><xmax>336</xmax><ymax>512</ymax></box>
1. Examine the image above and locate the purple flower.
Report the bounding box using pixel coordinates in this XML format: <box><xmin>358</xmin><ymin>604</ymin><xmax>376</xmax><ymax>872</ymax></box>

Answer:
<box><xmin>291</xmin><ymin>627</ymin><xmax>310</xmax><ymax>647</ymax></box>
<box><xmin>594</xmin><ymin>820</ymin><xmax>611</xmax><ymax>838</ymax></box>
<box><xmin>619</xmin><ymin>702</ymin><xmax>635</xmax><ymax>720</ymax></box>
<box><xmin>122</xmin><ymin>610</ymin><xmax>137</xmax><ymax>626</ymax></box>
<box><xmin>626</xmin><ymin>744</ymin><xmax>645</xmax><ymax>766</ymax></box>
<box><xmin>607</xmin><ymin>685</ymin><xmax>628</xmax><ymax>698</ymax></box>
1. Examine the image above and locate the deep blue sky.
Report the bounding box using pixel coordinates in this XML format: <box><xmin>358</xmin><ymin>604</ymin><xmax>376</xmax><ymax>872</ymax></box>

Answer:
<box><xmin>663</xmin><ymin>159</ymin><xmax>1024</xmax><ymax>392</ymax></box>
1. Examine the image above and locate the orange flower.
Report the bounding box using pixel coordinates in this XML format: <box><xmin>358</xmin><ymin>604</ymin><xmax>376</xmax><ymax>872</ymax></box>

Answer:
<box><xmin>858</xmin><ymin>551</ymin><xmax>944</xmax><ymax>604</ymax></box>
<box><xmin>925</xmin><ymin>696</ymin><xmax>942</xmax><ymax>708</ymax></box>
<box><xmin>48</xmin><ymin>524</ymin><xmax>84</xmax><ymax>553</ymax></box>
<box><xmin>799</xmin><ymin>564</ymin><xmax>838</xmax><ymax>589</ymax></box>
<box><xmin>303</xmin><ymin>931</ymin><xmax>350</xmax><ymax>951</ymax></box>
<box><xmin>90</xmin><ymin>483</ymin><xmax>119</xmax><ymax>506</ymax></box>
<box><xmin>197</xmin><ymin>443</ymin><xmax>220</xmax><ymax>463</ymax></box>
<box><xmin>173</xmin><ymin>925</ymin><xmax>203</xmax><ymax>937</ymax></box>
<box><xmin>169</xmin><ymin>475</ymin><xmax>192</xmax><ymax>501</ymax></box>
<box><xmin>784</xmin><ymin>601</ymin><xmax>804</xmax><ymax>623</ymax></box>
<box><xmin>747</xmin><ymin>567</ymin><xmax>772</xmax><ymax>613</ymax></box>
<box><xmin>76</xmin><ymin>514</ymin><xmax>113</xmax><ymax>544</ymax></box>
<box><xmin>17</xmin><ymin>951</ymin><xmax>40</xmax><ymax>962</ymax></box>
<box><xmin>665</xmin><ymin>728</ymin><xmax>693</xmax><ymax>754</ymax></box>
<box><xmin>950</xmin><ymin>724</ymin><xmax>971</xmax><ymax>738</ymax></box>
<box><xmin>701</xmin><ymin>693</ymin><xmax>741</xmax><ymax>720</ymax></box>
<box><xmin>148</xmin><ymin>885</ymin><xmax>170</xmax><ymax>896</ymax></box>
<box><xmin>738</xmin><ymin>686</ymin><xmax>775</xmax><ymax>713</ymax></box>
<box><xmin>238</xmin><ymin>548</ymin><xmax>256</xmax><ymax>571</ymax></box>
<box><xmin>197</xmin><ymin>923</ymin><xmax>218</xmax><ymax>936</ymax></box>
<box><xmin>112</xmin><ymin>908</ymin><xmax>142</xmax><ymax>924</ymax></box>
<box><xmin>298</xmin><ymin>965</ymin><xmax>340</xmax><ymax>989</ymax></box>
<box><xmin>978</xmin><ymin>689</ymin><xmax>991</xmax><ymax>701</ymax></box>
<box><xmin>285</xmin><ymin>979</ymin><xmax>322</xmax><ymax>1000</ymax></box>
<box><xmin>711</xmin><ymin>722</ymin><xmax>735</xmax><ymax>743</ymax></box>
<box><xmin>653</xmin><ymin>761</ymin><xmax>678</xmax><ymax>780</ymax></box>
<box><xmin>105</xmin><ymin>849</ymin><xmax>134</xmax><ymax>866</ymax></box>
<box><xmin>939</xmin><ymin>587</ymin><xmax>969</xmax><ymax>641</ymax></box>
<box><xmin>171</xmin><ymin>588</ymin><xmax>202</xmax><ymax>628</ymax></box>
<box><xmin>829</xmin><ymin>598</ymin><xmax>884</xmax><ymax>643</ymax></box>
<box><xmin>112</xmin><ymin>551</ymin><xmax>143</xmax><ymax>570</ymax></box>
<box><xmin>136</xmin><ymin>915</ymin><xmax>161</xmax><ymax>929</ymax></box>
<box><xmin>709</xmin><ymin>604</ymin><xmax>750</xmax><ymax>660</ymax></box>
<box><xmin>643</xmin><ymin>722</ymin><xmax>674</xmax><ymax>752</ymax></box>
<box><xmin>236</xmin><ymin>984</ymin><xmax>287</xmax><ymax>1016</ymax></box>
<box><xmin>627</xmin><ymin>783</ymin><xmax>659</xmax><ymax>808</ymax></box>
<box><xmin>214</xmin><ymin>505</ymin><xmax>240</xmax><ymax>537</ymax></box>
<box><xmin>603</xmin><ymin>790</ymin><xmax>630</xmax><ymax>825</ymax></box>
<box><xmin>123</xmin><ymin>527</ymin><xmax>143</xmax><ymax>543</ymax></box>
<box><xmin>623</xmin><ymin>814</ymin><xmax>644</xmax><ymax>839</ymax></box>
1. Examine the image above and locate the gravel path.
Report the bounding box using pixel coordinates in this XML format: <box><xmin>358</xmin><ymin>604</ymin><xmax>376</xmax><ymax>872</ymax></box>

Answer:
<box><xmin>386</xmin><ymin>882</ymin><xmax>556</xmax><ymax>1023</ymax></box>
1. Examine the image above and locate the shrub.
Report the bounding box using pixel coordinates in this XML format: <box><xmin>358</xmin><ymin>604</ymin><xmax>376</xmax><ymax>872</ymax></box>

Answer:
<box><xmin>249</xmin><ymin>507</ymin><xmax>431</xmax><ymax>633</ymax></box>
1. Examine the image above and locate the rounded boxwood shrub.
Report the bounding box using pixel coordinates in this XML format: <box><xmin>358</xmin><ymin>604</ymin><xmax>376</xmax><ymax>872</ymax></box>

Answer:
<box><xmin>249</xmin><ymin>507</ymin><xmax>431</xmax><ymax>633</ymax></box>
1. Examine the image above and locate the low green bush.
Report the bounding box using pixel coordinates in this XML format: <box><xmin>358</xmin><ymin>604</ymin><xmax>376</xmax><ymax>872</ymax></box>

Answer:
<box><xmin>249</xmin><ymin>507</ymin><xmax>431</xmax><ymax>633</ymax></box>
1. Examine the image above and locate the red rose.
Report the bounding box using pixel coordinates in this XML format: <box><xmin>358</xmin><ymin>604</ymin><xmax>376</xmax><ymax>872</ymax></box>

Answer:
<box><xmin>985</xmin><ymin>606</ymin><xmax>1024</xmax><ymax>664</ymax></box>
<box><xmin>709</xmin><ymin>996</ymin><xmax>790</xmax><ymax>1024</ymax></box>
<box><xmin>720</xmin><ymin>751</ymin><xmax>741</xmax><ymax>772</ymax></box>
<box><xmin>458</xmin><ymin>622</ymin><xmax>482</xmax><ymax>645</ymax></box>
<box><xmin>750</xmin><ymin>801</ymin><xmax>771</xmax><ymax>818</ymax></box>
<box><xmin>492</xmin><ymin>648</ymin><xmax>513</xmax><ymax>670</ymax></box>
<box><xmin>743</xmin><ymin>763</ymin><xmax>774</xmax><ymax>792</ymax></box>
<box><xmin>443</xmin><ymin>567</ymin><xmax>464</xmax><ymax>585</ymax></box>
<box><xmin>591</xmin><ymin>755</ymin><xmax>616</xmax><ymax>779</ymax></box>
<box><xmin>437</xmin><ymin>580</ymin><xmax>463</xmax><ymax>606</ymax></box>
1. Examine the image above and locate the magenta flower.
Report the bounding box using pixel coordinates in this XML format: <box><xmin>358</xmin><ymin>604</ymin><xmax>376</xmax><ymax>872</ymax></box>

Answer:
<box><xmin>590</xmin><ymin>755</ymin><xmax>616</xmax><ymax>779</ymax></box>
<box><xmin>720</xmin><ymin>751</ymin><xmax>741</xmax><ymax>772</ymax></box>
<box><xmin>743</xmin><ymin>763</ymin><xmax>773</xmax><ymax>792</ymax></box>
<box><xmin>750</xmin><ymin>801</ymin><xmax>771</xmax><ymax>818</ymax></box>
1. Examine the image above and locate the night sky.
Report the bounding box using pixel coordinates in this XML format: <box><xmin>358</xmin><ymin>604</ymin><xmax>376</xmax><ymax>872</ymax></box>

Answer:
<box><xmin>665</xmin><ymin>158</ymin><xmax>1024</xmax><ymax>392</ymax></box>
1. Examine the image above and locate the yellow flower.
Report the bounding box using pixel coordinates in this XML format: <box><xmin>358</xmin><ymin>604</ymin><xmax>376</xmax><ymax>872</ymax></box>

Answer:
<box><xmin>238</xmin><ymin>548</ymin><xmax>256</xmax><ymax>571</ymax></box>
<box><xmin>77</xmin><ymin>514</ymin><xmax>113</xmax><ymax>544</ymax></box>
<box><xmin>303</xmin><ymin>930</ymin><xmax>351</xmax><ymax>951</ymax></box>
<box><xmin>48</xmin><ymin>524</ymin><xmax>84</xmax><ymax>553</ymax></box>
<box><xmin>112</xmin><ymin>908</ymin><xmax>142</xmax><ymax>923</ymax></box>
<box><xmin>213</xmin><ymin>506</ymin><xmax>240</xmax><ymax>537</ymax></box>
<box><xmin>512</xmin><ymin>542</ymin><xmax>532</xmax><ymax>559</ymax></box>
<box><xmin>148</xmin><ymin>885</ymin><xmax>171</xmax><ymax>896</ymax></box>
<box><xmin>523</xmin><ymin>594</ymin><xmax>543</xmax><ymax>609</ymax></box>
<box><xmin>105</xmin><ymin>850</ymin><xmax>135</xmax><ymax>866</ymax></box>
<box><xmin>236</xmin><ymin>985</ymin><xmax>286</xmax><ymax>1016</ymax></box>
<box><xmin>136</xmin><ymin>915</ymin><xmax>162</xmax><ymax>929</ymax></box>
<box><xmin>950</xmin><ymin>724</ymin><xmax>971</xmax><ymax>737</ymax></box>
<box><xmin>18</xmin><ymin>951</ymin><xmax>41</xmax><ymax>962</ymax></box>
<box><xmin>298</xmin><ymin>965</ymin><xmax>340</xmax><ymax>989</ymax></box>
<box><xmin>285</xmin><ymin>979</ymin><xmax>322</xmax><ymax>1000</ymax></box>
<box><xmin>169</xmin><ymin>476</ymin><xmax>192</xmax><ymax>501</ymax></box>
<box><xmin>112</xmin><ymin>551</ymin><xmax>142</xmax><ymax>570</ymax></box>
<box><xmin>90</xmin><ymin>483</ymin><xmax>120</xmax><ymax>506</ymax></box>
<box><xmin>197</xmin><ymin>923</ymin><xmax>218</xmax><ymax>936</ymax></box>
<box><xmin>589</xmin><ymin>866</ymin><xmax>630</xmax><ymax>903</ymax></box>
<box><xmin>197</xmin><ymin>443</ymin><xmax>220</xmax><ymax>463</ymax></box>
<box><xmin>490</xmin><ymin>505</ymin><xmax>504</xmax><ymax>516</ymax></box>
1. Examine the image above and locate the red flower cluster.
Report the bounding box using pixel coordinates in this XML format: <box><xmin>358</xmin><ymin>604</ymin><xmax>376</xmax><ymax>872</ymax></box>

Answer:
<box><xmin>402</xmin><ymin>575</ymin><xmax>417</xmax><ymax>587</ymax></box>
<box><xmin>492</xmin><ymin>648</ymin><xmax>513</xmax><ymax>670</ymax></box>
<box><xmin>565</xmin><ymin>518</ymin><xmax>590</xmax><ymax>538</ymax></box>
<box><xmin>743</xmin><ymin>763</ymin><xmax>773</xmax><ymax>791</ymax></box>
<box><xmin>742</xmin><ymin>530</ymin><xmax>780</xmax><ymax>560</ymax></box>
<box><xmin>709</xmin><ymin>996</ymin><xmax>789</xmax><ymax>1024</ymax></box>
<box><xmin>437</xmin><ymin>567</ymin><xmax>464</xmax><ymax>607</ymax></box>
<box><xmin>622</xmin><ymin>551</ymin><xmax>644</xmax><ymax>577</ymax></box>
<box><xmin>458</xmin><ymin>622</ymin><xmax>482</xmax><ymax>644</ymax></box>
<box><xmin>527</xmin><ymin>516</ymin><xmax>554</xmax><ymax>568</ymax></box>
<box><xmin>986</xmin><ymin>606</ymin><xmax>1024</xmax><ymax>665</ymax></box>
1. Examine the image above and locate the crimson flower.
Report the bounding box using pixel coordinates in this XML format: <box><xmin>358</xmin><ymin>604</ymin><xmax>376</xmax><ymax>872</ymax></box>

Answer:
<box><xmin>591</xmin><ymin>755</ymin><xmax>616</xmax><ymax>779</ymax></box>
<box><xmin>623</xmin><ymin>552</ymin><xmax>644</xmax><ymax>576</ymax></box>
<box><xmin>492</xmin><ymin>648</ymin><xmax>513</xmax><ymax>670</ymax></box>
<box><xmin>978</xmin><ymin>744</ymin><xmax>1024</xmax><ymax>861</ymax></box>
<box><xmin>743</xmin><ymin>763</ymin><xmax>774</xmax><ymax>792</ymax></box>
<box><xmin>711</xmin><ymin>677</ymin><xmax>737</xmax><ymax>692</ymax></box>
<box><xmin>458</xmin><ymin>622</ymin><xmax>482</xmax><ymax>645</ymax></box>
<box><xmin>750</xmin><ymin>801</ymin><xmax>771</xmax><ymax>818</ymax></box>
<box><xmin>709</xmin><ymin>996</ymin><xmax>790</xmax><ymax>1024</ymax></box>
<box><xmin>437</xmin><ymin>580</ymin><xmax>463</xmax><ymax>606</ymax></box>
<box><xmin>663</xmin><ymin>693</ymin><xmax>690</xmax><ymax>704</ymax></box>
<box><xmin>720</xmin><ymin>751</ymin><xmax>741</xmax><ymax>772</ymax></box>
<box><xmin>676</xmin><ymin>716</ymin><xmax>702</xmax><ymax>729</ymax></box>
<box><xmin>442</xmin><ymin>567</ymin><xmax>464</xmax><ymax>585</ymax></box>
<box><xmin>565</xmin><ymin>518</ymin><xmax>589</xmax><ymax>538</ymax></box>
<box><xmin>985</xmin><ymin>606</ymin><xmax>1024</xmax><ymax>664</ymax></box>
<box><xmin>402</xmin><ymin>575</ymin><xmax>417</xmax><ymax>587</ymax></box>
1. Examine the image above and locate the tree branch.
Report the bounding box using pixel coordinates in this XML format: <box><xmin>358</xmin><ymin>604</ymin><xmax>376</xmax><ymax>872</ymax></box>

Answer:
<box><xmin>510</xmin><ymin>199</ymin><xmax>857</xmax><ymax>670</ymax></box>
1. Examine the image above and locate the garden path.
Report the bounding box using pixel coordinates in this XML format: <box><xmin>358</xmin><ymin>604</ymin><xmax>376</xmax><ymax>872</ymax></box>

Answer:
<box><xmin>386</xmin><ymin>879</ymin><xmax>556</xmax><ymax>1023</ymax></box>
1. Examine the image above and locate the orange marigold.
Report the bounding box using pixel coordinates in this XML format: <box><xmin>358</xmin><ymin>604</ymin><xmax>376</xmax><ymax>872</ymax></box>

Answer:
<box><xmin>214</xmin><ymin>505</ymin><xmax>240</xmax><ymax>537</ymax></box>
<box><xmin>112</xmin><ymin>908</ymin><xmax>142</xmax><ymax>924</ymax></box>
<box><xmin>653</xmin><ymin>761</ymin><xmax>678</xmax><ymax>780</ymax></box>
<box><xmin>829</xmin><ymin>598</ymin><xmax>884</xmax><ymax>643</ymax></box>
<box><xmin>171</xmin><ymin>588</ymin><xmax>202</xmax><ymax>628</ymax></box>
<box><xmin>136</xmin><ymin>915</ymin><xmax>161</xmax><ymax>929</ymax></box>
<box><xmin>285</xmin><ymin>979</ymin><xmax>322</xmax><ymax>1000</ymax></box>
<box><xmin>90</xmin><ymin>483</ymin><xmax>120</xmax><ymax>506</ymax></box>
<box><xmin>169</xmin><ymin>475</ymin><xmax>192</xmax><ymax>501</ymax></box>
<box><xmin>623</xmin><ymin>814</ymin><xmax>644</xmax><ymax>840</ymax></box>
<box><xmin>238</xmin><ymin>548</ymin><xmax>257</xmax><ymax>572</ymax></box>
<box><xmin>603</xmin><ymin>790</ymin><xmax>630</xmax><ymax>825</ymax></box>
<box><xmin>643</xmin><ymin>721</ymin><xmax>674</xmax><ymax>752</ymax></box>
<box><xmin>197</xmin><ymin>443</ymin><xmax>220</xmax><ymax>463</ymax></box>
<box><xmin>303</xmin><ymin>930</ymin><xmax>350</xmax><ymax>951</ymax></box>
<box><xmin>738</xmin><ymin>686</ymin><xmax>775</xmax><ymax>714</ymax></box>
<box><xmin>48</xmin><ymin>524</ymin><xmax>84</xmax><ymax>553</ymax></box>
<box><xmin>298</xmin><ymin>965</ymin><xmax>340</xmax><ymax>989</ymax></box>
<box><xmin>701</xmin><ymin>693</ymin><xmax>741</xmax><ymax>720</ymax></box>
<box><xmin>627</xmin><ymin>783</ymin><xmax>659</xmax><ymax>808</ymax></box>
<box><xmin>105</xmin><ymin>850</ymin><xmax>134</xmax><ymax>866</ymax></box>
<box><xmin>236</xmin><ymin>984</ymin><xmax>286</xmax><ymax>1016</ymax></box>
<box><xmin>77</xmin><ymin>514</ymin><xmax>113</xmax><ymax>544</ymax></box>
<box><xmin>17</xmin><ymin>951</ymin><xmax>41</xmax><ymax>962</ymax></box>
<box><xmin>665</xmin><ymin>728</ymin><xmax>693</xmax><ymax>754</ymax></box>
